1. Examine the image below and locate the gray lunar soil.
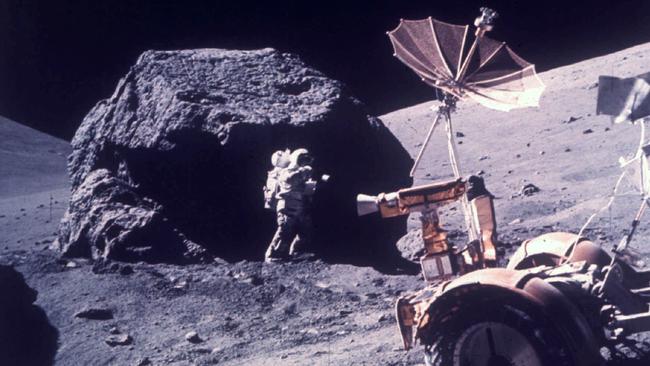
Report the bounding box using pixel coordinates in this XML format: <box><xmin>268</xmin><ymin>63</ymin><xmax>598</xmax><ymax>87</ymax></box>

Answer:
<box><xmin>4</xmin><ymin>42</ymin><xmax>650</xmax><ymax>365</ymax></box>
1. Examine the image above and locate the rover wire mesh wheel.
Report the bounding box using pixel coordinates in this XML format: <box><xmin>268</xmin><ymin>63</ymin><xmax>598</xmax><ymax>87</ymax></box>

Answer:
<box><xmin>423</xmin><ymin>303</ymin><xmax>575</xmax><ymax>366</ymax></box>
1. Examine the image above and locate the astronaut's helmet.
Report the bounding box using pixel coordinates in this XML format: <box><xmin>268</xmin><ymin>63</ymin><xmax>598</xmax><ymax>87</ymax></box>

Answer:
<box><xmin>271</xmin><ymin>150</ymin><xmax>290</xmax><ymax>168</ymax></box>
<box><xmin>290</xmin><ymin>148</ymin><xmax>313</xmax><ymax>168</ymax></box>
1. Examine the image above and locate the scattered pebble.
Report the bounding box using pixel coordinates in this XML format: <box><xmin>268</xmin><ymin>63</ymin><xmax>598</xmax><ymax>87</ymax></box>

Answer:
<box><xmin>185</xmin><ymin>331</ymin><xmax>203</xmax><ymax>344</ymax></box>
<box><xmin>476</xmin><ymin>170</ymin><xmax>485</xmax><ymax>176</ymax></box>
<box><xmin>65</xmin><ymin>261</ymin><xmax>78</xmax><ymax>268</ymax></box>
<box><xmin>455</xmin><ymin>131</ymin><xmax>465</xmax><ymax>138</ymax></box>
<box><xmin>583</xmin><ymin>128</ymin><xmax>593</xmax><ymax>134</ymax></box>
<box><xmin>371</xmin><ymin>278</ymin><xmax>385</xmax><ymax>286</ymax></box>
<box><xmin>563</xmin><ymin>116</ymin><xmax>581</xmax><ymax>124</ymax></box>
<box><xmin>136</xmin><ymin>358</ymin><xmax>151</xmax><ymax>366</ymax></box>
<box><xmin>243</xmin><ymin>274</ymin><xmax>264</xmax><ymax>286</ymax></box>
<box><xmin>75</xmin><ymin>308</ymin><xmax>114</xmax><ymax>320</ymax></box>
<box><xmin>105</xmin><ymin>334</ymin><xmax>132</xmax><ymax>347</ymax></box>
<box><xmin>564</xmin><ymin>148</ymin><xmax>572</xmax><ymax>152</ymax></box>
<box><xmin>109</xmin><ymin>327</ymin><xmax>120</xmax><ymax>334</ymax></box>
<box><xmin>604</xmin><ymin>127</ymin><xmax>610</xmax><ymax>132</ymax></box>
<box><xmin>539</xmin><ymin>151</ymin><xmax>545</xmax><ymax>155</ymax></box>
<box><xmin>508</xmin><ymin>218</ymin><xmax>523</xmax><ymax>225</ymax></box>
<box><xmin>284</xmin><ymin>303</ymin><xmax>297</xmax><ymax>315</ymax></box>
<box><xmin>478</xmin><ymin>155</ymin><xmax>489</xmax><ymax>161</ymax></box>
<box><xmin>173</xmin><ymin>280</ymin><xmax>188</xmax><ymax>289</ymax></box>
<box><xmin>521</xmin><ymin>183</ymin><xmax>540</xmax><ymax>196</ymax></box>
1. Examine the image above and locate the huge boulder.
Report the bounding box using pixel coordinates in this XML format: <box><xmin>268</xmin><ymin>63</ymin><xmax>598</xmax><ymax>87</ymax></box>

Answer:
<box><xmin>56</xmin><ymin>48</ymin><xmax>412</xmax><ymax>266</ymax></box>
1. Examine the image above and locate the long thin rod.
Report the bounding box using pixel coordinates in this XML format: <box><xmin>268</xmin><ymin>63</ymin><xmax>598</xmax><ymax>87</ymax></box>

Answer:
<box><xmin>456</xmin><ymin>32</ymin><xmax>481</xmax><ymax>82</ymax></box>
<box><xmin>445</xmin><ymin>112</ymin><xmax>478</xmax><ymax>241</ymax></box>
<box><xmin>618</xmin><ymin>199</ymin><xmax>648</xmax><ymax>253</ymax></box>
<box><xmin>445</xmin><ymin>111</ymin><xmax>462</xmax><ymax>178</ymax></box>
<box><xmin>600</xmin><ymin>198</ymin><xmax>649</xmax><ymax>292</ymax></box>
<box><xmin>409</xmin><ymin>109</ymin><xmax>443</xmax><ymax>177</ymax></box>
<box><xmin>571</xmin><ymin>119</ymin><xmax>647</xmax><ymax>255</ymax></box>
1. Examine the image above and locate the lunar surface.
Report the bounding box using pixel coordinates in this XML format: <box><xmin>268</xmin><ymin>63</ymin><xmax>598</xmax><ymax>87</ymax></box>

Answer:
<box><xmin>3</xmin><ymin>42</ymin><xmax>650</xmax><ymax>365</ymax></box>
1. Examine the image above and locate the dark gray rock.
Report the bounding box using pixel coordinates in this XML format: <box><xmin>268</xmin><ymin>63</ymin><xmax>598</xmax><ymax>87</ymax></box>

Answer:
<box><xmin>105</xmin><ymin>333</ymin><xmax>133</xmax><ymax>347</ymax></box>
<box><xmin>395</xmin><ymin>229</ymin><xmax>425</xmax><ymax>262</ymax></box>
<box><xmin>56</xmin><ymin>169</ymin><xmax>208</xmax><ymax>263</ymax></box>
<box><xmin>74</xmin><ymin>307</ymin><xmax>114</xmax><ymax>320</ymax></box>
<box><xmin>184</xmin><ymin>331</ymin><xmax>202</xmax><ymax>344</ymax></box>
<box><xmin>57</xmin><ymin>48</ymin><xmax>412</xmax><ymax>266</ymax></box>
<box><xmin>521</xmin><ymin>183</ymin><xmax>541</xmax><ymax>196</ymax></box>
<box><xmin>136</xmin><ymin>357</ymin><xmax>152</xmax><ymax>366</ymax></box>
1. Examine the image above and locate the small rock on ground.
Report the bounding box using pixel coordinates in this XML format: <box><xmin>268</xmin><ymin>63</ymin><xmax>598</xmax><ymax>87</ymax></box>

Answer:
<box><xmin>185</xmin><ymin>331</ymin><xmax>203</xmax><ymax>343</ymax></box>
<box><xmin>105</xmin><ymin>334</ymin><xmax>132</xmax><ymax>347</ymax></box>
<box><xmin>521</xmin><ymin>183</ymin><xmax>541</xmax><ymax>196</ymax></box>
<box><xmin>74</xmin><ymin>308</ymin><xmax>113</xmax><ymax>320</ymax></box>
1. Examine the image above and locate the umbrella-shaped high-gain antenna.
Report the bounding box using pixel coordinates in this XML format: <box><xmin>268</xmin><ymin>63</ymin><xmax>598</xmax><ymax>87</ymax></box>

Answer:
<box><xmin>388</xmin><ymin>7</ymin><xmax>544</xmax><ymax>241</ymax></box>
<box><xmin>388</xmin><ymin>7</ymin><xmax>545</xmax><ymax>177</ymax></box>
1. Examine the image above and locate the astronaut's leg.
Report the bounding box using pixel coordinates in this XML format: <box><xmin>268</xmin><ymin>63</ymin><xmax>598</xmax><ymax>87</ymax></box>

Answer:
<box><xmin>265</xmin><ymin>213</ymin><xmax>297</xmax><ymax>261</ymax></box>
<box><xmin>289</xmin><ymin>214</ymin><xmax>313</xmax><ymax>256</ymax></box>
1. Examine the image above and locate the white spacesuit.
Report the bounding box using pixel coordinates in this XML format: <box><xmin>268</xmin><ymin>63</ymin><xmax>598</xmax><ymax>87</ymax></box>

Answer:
<box><xmin>265</xmin><ymin>148</ymin><xmax>317</xmax><ymax>262</ymax></box>
<box><xmin>263</xmin><ymin>149</ymin><xmax>291</xmax><ymax>210</ymax></box>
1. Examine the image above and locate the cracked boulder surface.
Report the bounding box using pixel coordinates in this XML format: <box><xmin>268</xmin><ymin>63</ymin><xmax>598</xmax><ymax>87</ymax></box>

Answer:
<box><xmin>57</xmin><ymin>48</ymin><xmax>412</xmax><ymax>266</ymax></box>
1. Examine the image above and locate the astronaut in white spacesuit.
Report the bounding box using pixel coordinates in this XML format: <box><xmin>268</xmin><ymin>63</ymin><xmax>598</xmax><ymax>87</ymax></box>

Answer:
<box><xmin>264</xmin><ymin>148</ymin><xmax>319</xmax><ymax>262</ymax></box>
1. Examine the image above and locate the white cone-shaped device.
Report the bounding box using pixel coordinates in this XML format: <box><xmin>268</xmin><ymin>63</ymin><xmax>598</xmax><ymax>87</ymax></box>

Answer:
<box><xmin>356</xmin><ymin>194</ymin><xmax>379</xmax><ymax>216</ymax></box>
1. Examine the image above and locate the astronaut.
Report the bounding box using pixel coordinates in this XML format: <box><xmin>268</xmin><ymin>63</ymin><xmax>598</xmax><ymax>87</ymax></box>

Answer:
<box><xmin>265</xmin><ymin>148</ymin><xmax>318</xmax><ymax>262</ymax></box>
<box><xmin>263</xmin><ymin>149</ymin><xmax>291</xmax><ymax>210</ymax></box>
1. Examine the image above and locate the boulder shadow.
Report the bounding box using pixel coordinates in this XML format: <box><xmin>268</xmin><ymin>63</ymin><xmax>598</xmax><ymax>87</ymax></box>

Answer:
<box><xmin>0</xmin><ymin>265</ymin><xmax>58</xmax><ymax>366</ymax></box>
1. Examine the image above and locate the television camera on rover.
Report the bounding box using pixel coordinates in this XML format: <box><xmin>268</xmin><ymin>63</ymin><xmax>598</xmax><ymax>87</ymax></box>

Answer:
<box><xmin>357</xmin><ymin>176</ymin><xmax>499</xmax><ymax>282</ymax></box>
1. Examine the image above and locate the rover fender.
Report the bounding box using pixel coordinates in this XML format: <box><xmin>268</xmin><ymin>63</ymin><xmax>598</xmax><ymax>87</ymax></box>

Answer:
<box><xmin>507</xmin><ymin>232</ymin><xmax>611</xmax><ymax>270</ymax></box>
<box><xmin>413</xmin><ymin>267</ymin><xmax>603</xmax><ymax>365</ymax></box>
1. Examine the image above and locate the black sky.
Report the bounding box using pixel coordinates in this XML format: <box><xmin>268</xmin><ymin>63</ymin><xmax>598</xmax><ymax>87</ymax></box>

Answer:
<box><xmin>2</xmin><ymin>0</ymin><xmax>650</xmax><ymax>140</ymax></box>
